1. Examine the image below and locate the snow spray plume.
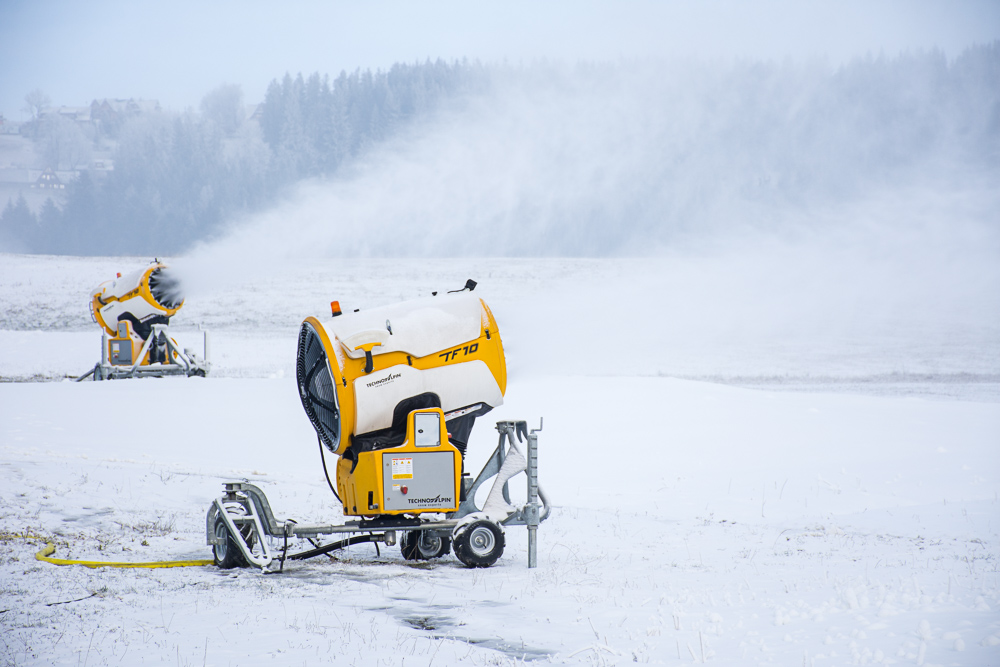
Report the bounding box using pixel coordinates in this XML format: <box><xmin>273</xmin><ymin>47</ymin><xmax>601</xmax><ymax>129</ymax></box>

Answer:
<box><xmin>172</xmin><ymin>55</ymin><xmax>999</xmax><ymax>380</ymax></box>
<box><xmin>148</xmin><ymin>266</ymin><xmax>184</xmax><ymax>309</ymax></box>
<box><xmin>185</xmin><ymin>53</ymin><xmax>998</xmax><ymax>262</ymax></box>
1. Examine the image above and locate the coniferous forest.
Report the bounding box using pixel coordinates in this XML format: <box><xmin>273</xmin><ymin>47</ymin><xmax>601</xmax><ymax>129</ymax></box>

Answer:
<box><xmin>1</xmin><ymin>46</ymin><xmax>997</xmax><ymax>256</ymax></box>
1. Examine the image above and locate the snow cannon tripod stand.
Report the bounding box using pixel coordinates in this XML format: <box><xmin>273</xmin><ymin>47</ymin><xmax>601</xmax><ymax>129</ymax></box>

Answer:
<box><xmin>206</xmin><ymin>418</ymin><xmax>549</xmax><ymax>571</ymax></box>
<box><xmin>81</xmin><ymin>322</ymin><xmax>210</xmax><ymax>381</ymax></box>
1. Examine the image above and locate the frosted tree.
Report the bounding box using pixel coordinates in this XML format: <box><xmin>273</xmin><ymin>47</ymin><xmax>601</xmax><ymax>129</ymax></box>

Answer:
<box><xmin>200</xmin><ymin>84</ymin><xmax>246</xmax><ymax>137</ymax></box>
<box><xmin>0</xmin><ymin>193</ymin><xmax>39</xmax><ymax>249</ymax></box>
<box><xmin>23</xmin><ymin>89</ymin><xmax>51</xmax><ymax>121</ymax></box>
<box><xmin>39</xmin><ymin>115</ymin><xmax>93</xmax><ymax>170</ymax></box>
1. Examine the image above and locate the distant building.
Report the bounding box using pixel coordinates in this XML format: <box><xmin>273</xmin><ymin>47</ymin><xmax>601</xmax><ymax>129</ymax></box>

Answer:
<box><xmin>33</xmin><ymin>168</ymin><xmax>65</xmax><ymax>190</ymax></box>
<box><xmin>89</xmin><ymin>156</ymin><xmax>114</xmax><ymax>181</ymax></box>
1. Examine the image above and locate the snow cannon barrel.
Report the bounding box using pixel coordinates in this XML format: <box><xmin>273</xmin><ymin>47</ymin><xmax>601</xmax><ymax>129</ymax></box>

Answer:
<box><xmin>89</xmin><ymin>261</ymin><xmax>184</xmax><ymax>340</ymax></box>
<box><xmin>296</xmin><ymin>291</ymin><xmax>506</xmax><ymax>462</ymax></box>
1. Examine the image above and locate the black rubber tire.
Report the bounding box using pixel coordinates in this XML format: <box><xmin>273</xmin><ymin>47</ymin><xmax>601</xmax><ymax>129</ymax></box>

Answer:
<box><xmin>452</xmin><ymin>520</ymin><xmax>505</xmax><ymax>568</ymax></box>
<box><xmin>213</xmin><ymin>518</ymin><xmax>249</xmax><ymax>569</ymax></box>
<box><xmin>400</xmin><ymin>531</ymin><xmax>451</xmax><ymax>560</ymax></box>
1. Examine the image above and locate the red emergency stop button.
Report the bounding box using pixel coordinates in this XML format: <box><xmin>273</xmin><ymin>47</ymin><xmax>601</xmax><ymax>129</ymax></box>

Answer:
<box><xmin>401</xmin><ymin>486</ymin><xmax>408</xmax><ymax>495</ymax></box>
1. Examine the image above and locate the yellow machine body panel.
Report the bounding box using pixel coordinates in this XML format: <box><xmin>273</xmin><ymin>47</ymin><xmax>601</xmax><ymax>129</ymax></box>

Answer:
<box><xmin>335</xmin><ymin>409</ymin><xmax>461</xmax><ymax>517</ymax></box>
<box><xmin>106</xmin><ymin>320</ymin><xmax>146</xmax><ymax>366</ymax></box>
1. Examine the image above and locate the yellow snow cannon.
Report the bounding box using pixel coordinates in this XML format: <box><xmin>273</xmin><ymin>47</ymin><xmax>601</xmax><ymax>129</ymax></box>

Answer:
<box><xmin>296</xmin><ymin>284</ymin><xmax>506</xmax><ymax>518</ymax></box>
<box><xmin>206</xmin><ymin>280</ymin><xmax>549</xmax><ymax>571</ymax></box>
<box><xmin>79</xmin><ymin>260</ymin><xmax>210</xmax><ymax>380</ymax></box>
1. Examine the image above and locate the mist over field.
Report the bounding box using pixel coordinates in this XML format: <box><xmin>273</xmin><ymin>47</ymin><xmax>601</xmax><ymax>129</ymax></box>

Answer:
<box><xmin>1</xmin><ymin>33</ymin><xmax>997</xmax><ymax>391</ymax></box>
<box><xmin>197</xmin><ymin>56</ymin><xmax>998</xmax><ymax>257</ymax></box>
<box><xmin>157</xmin><ymin>51</ymin><xmax>1000</xmax><ymax>264</ymax></box>
<box><xmin>4</xmin><ymin>46</ymin><xmax>998</xmax><ymax>259</ymax></box>
<box><xmin>171</xmin><ymin>51</ymin><xmax>999</xmax><ymax>374</ymax></box>
<box><xmin>4</xmin><ymin>46</ymin><xmax>997</xmax><ymax>381</ymax></box>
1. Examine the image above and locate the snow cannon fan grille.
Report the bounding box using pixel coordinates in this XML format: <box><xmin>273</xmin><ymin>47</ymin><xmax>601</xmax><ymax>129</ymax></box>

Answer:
<box><xmin>297</xmin><ymin>322</ymin><xmax>341</xmax><ymax>452</ymax></box>
<box><xmin>147</xmin><ymin>267</ymin><xmax>184</xmax><ymax>310</ymax></box>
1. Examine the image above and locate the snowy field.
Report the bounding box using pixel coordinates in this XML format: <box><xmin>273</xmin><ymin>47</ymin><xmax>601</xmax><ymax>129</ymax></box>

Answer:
<box><xmin>1</xmin><ymin>253</ymin><xmax>999</xmax><ymax>666</ymax></box>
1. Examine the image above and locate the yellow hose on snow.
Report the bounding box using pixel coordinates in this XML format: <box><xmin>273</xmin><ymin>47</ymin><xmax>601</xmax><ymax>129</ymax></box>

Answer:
<box><xmin>34</xmin><ymin>542</ymin><xmax>213</xmax><ymax>569</ymax></box>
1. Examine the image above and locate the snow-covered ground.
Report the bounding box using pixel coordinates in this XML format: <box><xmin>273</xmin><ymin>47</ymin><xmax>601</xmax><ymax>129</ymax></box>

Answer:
<box><xmin>1</xmin><ymin>253</ymin><xmax>999</xmax><ymax>666</ymax></box>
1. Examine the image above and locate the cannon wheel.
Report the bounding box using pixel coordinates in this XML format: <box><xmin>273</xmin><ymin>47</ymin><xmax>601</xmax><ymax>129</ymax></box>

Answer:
<box><xmin>401</xmin><ymin>530</ymin><xmax>451</xmax><ymax>560</ymax></box>
<box><xmin>213</xmin><ymin>518</ymin><xmax>248</xmax><ymax>569</ymax></box>
<box><xmin>453</xmin><ymin>520</ymin><xmax>505</xmax><ymax>568</ymax></box>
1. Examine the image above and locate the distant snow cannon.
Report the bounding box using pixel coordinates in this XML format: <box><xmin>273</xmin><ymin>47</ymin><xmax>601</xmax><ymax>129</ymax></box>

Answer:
<box><xmin>206</xmin><ymin>281</ymin><xmax>549</xmax><ymax>571</ymax></box>
<box><xmin>78</xmin><ymin>260</ymin><xmax>210</xmax><ymax>380</ymax></box>
<box><xmin>90</xmin><ymin>262</ymin><xmax>183</xmax><ymax>339</ymax></box>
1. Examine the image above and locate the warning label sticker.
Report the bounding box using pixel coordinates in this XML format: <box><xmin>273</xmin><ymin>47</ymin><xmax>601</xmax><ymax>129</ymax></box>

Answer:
<box><xmin>391</xmin><ymin>457</ymin><xmax>413</xmax><ymax>479</ymax></box>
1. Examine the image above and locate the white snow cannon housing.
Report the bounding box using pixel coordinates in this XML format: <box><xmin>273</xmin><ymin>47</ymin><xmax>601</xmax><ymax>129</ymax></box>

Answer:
<box><xmin>297</xmin><ymin>289</ymin><xmax>507</xmax><ymax>517</ymax></box>
<box><xmin>80</xmin><ymin>261</ymin><xmax>210</xmax><ymax>380</ymax></box>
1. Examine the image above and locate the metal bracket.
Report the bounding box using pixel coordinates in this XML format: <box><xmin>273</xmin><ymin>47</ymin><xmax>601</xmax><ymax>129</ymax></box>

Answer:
<box><xmin>453</xmin><ymin>419</ymin><xmax>549</xmax><ymax>568</ymax></box>
<box><xmin>208</xmin><ymin>491</ymin><xmax>275</xmax><ymax>569</ymax></box>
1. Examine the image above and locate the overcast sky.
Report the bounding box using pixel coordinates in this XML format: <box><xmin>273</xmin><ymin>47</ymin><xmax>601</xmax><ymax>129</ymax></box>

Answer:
<box><xmin>2</xmin><ymin>0</ymin><xmax>998</xmax><ymax>120</ymax></box>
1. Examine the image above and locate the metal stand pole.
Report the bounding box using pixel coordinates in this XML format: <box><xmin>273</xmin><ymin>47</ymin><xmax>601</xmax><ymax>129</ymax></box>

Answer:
<box><xmin>98</xmin><ymin>332</ymin><xmax>108</xmax><ymax>380</ymax></box>
<box><xmin>526</xmin><ymin>418</ymin><xmax>542</xmax><ymax>568</ymax></box>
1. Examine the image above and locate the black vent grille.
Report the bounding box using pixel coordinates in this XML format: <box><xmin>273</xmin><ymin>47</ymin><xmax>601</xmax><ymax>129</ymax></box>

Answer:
<box><xmin>297</xmin><ymin>322</ymin><xmax>340</xmax><ymax>452</ymax></box>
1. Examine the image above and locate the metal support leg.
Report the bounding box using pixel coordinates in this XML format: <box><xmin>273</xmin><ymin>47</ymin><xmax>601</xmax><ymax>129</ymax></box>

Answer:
<box><xmin>526</xmin><ymin>418</ymin><xmax>542</xmax><ymax>568</ymax></box>
<box><xmin>127</xmin><ymin>334</ymin><xmax>155</xmax><ymax>377</ymax></box>
<box><xmin>98</xmin><ymin>332</ymin><xmax>108</xmax><ymax>380</ymax></box>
